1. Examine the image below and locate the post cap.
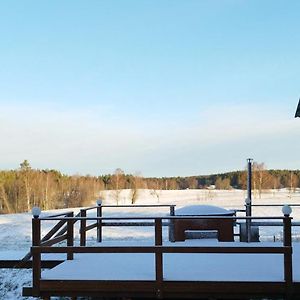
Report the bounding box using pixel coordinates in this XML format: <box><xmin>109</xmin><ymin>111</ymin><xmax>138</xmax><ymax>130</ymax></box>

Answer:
<box><xmin>96</xmin><ymin>199</ymin><xmax>103</xmax><ymax>206</ymax></box>
<box><xmin>32</xmin><ymin>206</ymin><xmax>41</xmax><ymax>218</ymax></box>
<box><xmin>282</xmin><ymin>205</ymin><xmax>292</xmax><ymax>216</ymax></box>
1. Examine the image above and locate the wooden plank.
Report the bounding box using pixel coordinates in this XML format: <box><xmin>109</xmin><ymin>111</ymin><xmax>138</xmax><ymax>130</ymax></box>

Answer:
<box><xmin>22</xmin><ymin>287</ymin><xmax>33</xmax><ymax>296</ymax></box>
<box><xmin>26</xmin><ymin>280</ymin><xmax>299</xmax><ymax>298</ymax></box>
<box><xmin>41</xmin><ymin>219</ymin><xmax>67</xmax><ymax>241</ymax></box>
<box><xmin>101</xmin><ymin>221</ymin><xmax>170</xmax><ymax>226</ymax></box>
<box><xmin>46</xmin><ymin>212</ymin><xmax>74</xmax><ymax>218</ymax></box>
<box><xmin>36</xmin><ymin>245</ymin><xmax>287</xmax><ymax>254</ymax></box>
<box><xmin>40</xmin><ymin>280</ymin><xmax>156</xmax><ymax>292</ymax></box>
<box><xmin>83</xmin><ymin>222</ymin><xmax>97</xmax><ymax>232</ymax></box>
<box><xmin>39</xmin><ymin>216</ymin><xmax>287</xmax><ymax>221</ymax></box>
<box><xmin>53</xmin><ymin>211</ymin><xmax>81</xmax><ymax>238</ymax></box>
<box><xmin>40</xmin><ymin>234</ymin><xmax>68</xmax><ymax>247</ymax></box>
<box><xmin>38</xmin><ymin>280</ymin><xmax>287</xmax><ymax>297</ymax></box>
<box><xmin>163</xmin><ymin>281</ymin><xmax>286</xmax><ymax>296</ymax></box>
<box><xmin>0</xmin><ymin>260</ymin><xmax>63</xmax><ymax>269</ymax></box>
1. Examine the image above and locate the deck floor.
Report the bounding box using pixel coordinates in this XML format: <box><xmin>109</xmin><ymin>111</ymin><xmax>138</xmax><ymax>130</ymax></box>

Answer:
<box><xmin>42</xmin><ymin>241</ymin><xmax>300</xmax><ymax>283</ymax></box>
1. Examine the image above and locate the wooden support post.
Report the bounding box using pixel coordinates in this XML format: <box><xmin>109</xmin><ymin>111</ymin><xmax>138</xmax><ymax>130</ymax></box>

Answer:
<box><xmin>284</xmin><ymin>215</ymin><xmax>292</xmax><ymax>247</ymax></box>
<box><xmin>67</xmin><ymin>212</ymin><xmax>74</xmax><ymax>260</ymax></box>
<box><xmin>283</xmin><ymin>214</ymin><xmax>293</xmax><ymax>298</ymax></box>
<box><xmin>32</xmin><ymin>217</ymin><xmax>41</xmax><ymax>247</ymax></box>
<box><xmin>32</xmin><ymin>217</ymin><xmax>41</xmax><ymax>296</ymax></box>
<box><xmin>169</xmin><ymin>205</ymin><xmax>175</xmax><ymax>242</ymax></box>
<box><xmin>155</xmin><ymin>218</ymin><xmax>163</xmax><ymax>298</ymax></box>
<box><xmin>283</xmin><ymin>215</ymin><xmax>293</xmax><ymax>296</ymax></box>
<box><xmin>80</xmin><ymin>209</ymin><xmax>87</xmax><ymax>246</ymax></box>
<box><xmin>97</xmin><ymin>203</ymin><xmax>102</xmax><ymax>242</ymax></box>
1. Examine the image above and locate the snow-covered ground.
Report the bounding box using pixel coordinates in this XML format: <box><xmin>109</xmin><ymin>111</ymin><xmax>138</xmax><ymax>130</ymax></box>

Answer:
<box><xmin>1</xmin><ymin>188</ymin><xmax>300</xmax><ymax>299</ymax></box>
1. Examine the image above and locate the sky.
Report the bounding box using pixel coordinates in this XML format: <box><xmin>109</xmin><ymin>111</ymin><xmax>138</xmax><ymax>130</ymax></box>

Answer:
<box><xmin>0</xmin><ymin>0</ymin><xmax>300</xmax><ymax>177</ymax></box>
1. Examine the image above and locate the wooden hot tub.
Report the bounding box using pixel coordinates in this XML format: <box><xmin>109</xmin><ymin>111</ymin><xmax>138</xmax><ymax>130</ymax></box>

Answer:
<box><xmin>172</xmin><ymin>205</ymin><xmax>235</xmax><ymax>242</ymax></box>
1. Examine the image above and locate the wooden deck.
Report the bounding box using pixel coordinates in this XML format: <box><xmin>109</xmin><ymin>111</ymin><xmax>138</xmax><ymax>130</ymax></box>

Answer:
<box><xmin>22</xmin><ymin>205</ymin><xmax>300</xmax><ymax>299</ymax></box>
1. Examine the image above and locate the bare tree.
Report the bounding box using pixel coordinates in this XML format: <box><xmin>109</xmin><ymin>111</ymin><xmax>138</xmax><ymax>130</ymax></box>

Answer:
<box><xmin>20</xmin><ymin>160</ymin><xmax>33</xmax><ymax>211</ymax></box>
<box><xmin>111</xmin><ymin>168</ymin><xmax>125</xmax><ymax>205</ymax></box>
<box><xmin>130</xmin><ymin>172</ymin><xmax>144</xmax><ymax>204</ymax></box>
<box><xmin>252</xmin><ymin>162</ymin><xmax>266</xmax><ymax>199</ymax></box>
<box><xmin>149</xmin><ymin>179</ymin><xmax>162</xmax><ymax>203</ymax></box>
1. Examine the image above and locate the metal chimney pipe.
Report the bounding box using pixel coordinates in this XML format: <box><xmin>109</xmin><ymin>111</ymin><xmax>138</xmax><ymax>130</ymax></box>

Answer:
<box><xmin>246</xmin><ymin>158</ymin><xmax>253</xmax><ymax>242</ymax></box>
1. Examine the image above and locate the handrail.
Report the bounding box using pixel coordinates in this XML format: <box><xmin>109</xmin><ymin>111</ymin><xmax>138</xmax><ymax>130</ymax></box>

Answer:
<box><xmin>251</xmin><ymin>204</ymin><xmax>300</xmax><ymax>207</ymax></box>
<box><xmin>32</xmin><ymin>245</ymin><xmax>290</xmax><ymax>254</ymax></box>
<box><xmin>34</xmin><ymin>215</ymin><xmax>292</xmax><ymax>248</ymax></box>
<box><xmin>46</xmin><ymin>211</ymin><xmax>74</xmax><ymax>218</ymax></box>
<box><xmin>78</xmin><ymin>204</ymin><xmax>176</xmax><ymax>242</ymax></box>
<box><xmin>85</xmin><ymin>204</ymin><xmax>175</xmax><ymax>210</ymax></box>
<box><xmin>37</xmin><ymin>216</ymin><xmax>289</xmax><ymax>221</ymax></box>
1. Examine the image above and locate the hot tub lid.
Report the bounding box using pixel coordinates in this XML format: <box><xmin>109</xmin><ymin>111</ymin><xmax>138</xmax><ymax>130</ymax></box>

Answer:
<box><xmin>175</xmin><ymin>205</ymin><xmax>234</xmax><ymax>216</ymax></box>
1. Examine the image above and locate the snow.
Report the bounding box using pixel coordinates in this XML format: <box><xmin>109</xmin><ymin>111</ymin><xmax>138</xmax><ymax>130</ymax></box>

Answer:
<box><xmin>40</xmin><ymin>242</ymin><xmax>300</xmax><ymax>282</ymax></box>
<box><xmin>43</xmin><ymin>252</ymin><xmax>284</xmax><ymax>282</ymax></box>
<box><xmin>1</xmin><ymin>188</ymin><xmax>300</xmax><ymax>299</ymax></box>
<box><xmin>175</xmin><ymin>205</ymin><xmax>234</xmax><ymax>216</ymax></box>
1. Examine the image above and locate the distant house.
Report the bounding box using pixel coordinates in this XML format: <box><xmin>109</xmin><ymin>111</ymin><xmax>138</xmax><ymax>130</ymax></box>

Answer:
<box><xmin>207</xmin><ymin>185</ymin><xmax>216</xmax><ymax>190</ymax></box>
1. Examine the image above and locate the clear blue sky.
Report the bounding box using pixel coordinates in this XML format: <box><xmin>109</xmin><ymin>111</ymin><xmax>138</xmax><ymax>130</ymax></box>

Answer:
<box><xmin>0</xmin><ymin>0</ymin><xmax>300</xmax><ymax>176</ymax></box>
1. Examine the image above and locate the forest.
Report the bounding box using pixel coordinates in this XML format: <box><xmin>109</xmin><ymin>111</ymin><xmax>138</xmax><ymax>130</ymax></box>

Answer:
<box><xmin>0</xmin><ymin>160</ymin><xmax>299</xmax><ymax>214</ymax></box>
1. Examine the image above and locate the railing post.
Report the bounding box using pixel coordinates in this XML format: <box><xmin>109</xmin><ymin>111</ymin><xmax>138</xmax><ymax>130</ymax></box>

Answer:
<box><xmin>282</xmin><ymin>205</ymin><xmax>293</xmax><ymax>298</ymax></box>
<box><xmin>169</xmin><ymin>205</ymin><xmax>175</xmax><ymax>242</ymax></box>
<box><xmin>32</xmin><ymin>207</ymin><xmax>41</xmax><ymax>296</ymax></box>
<box><xmin>80</xmin><ymin>209</ymin><xmax>87</xmax><ymax>246</ymax></box>
<box><xmin>96</xmin><ymin>199</ymin><xmax>103</xmax><ymax>243</ymax></box>
<box><xmin>67</xmin><ymin>212</ymin><xmax>74</xmax><ymax>260</ymax></box>
<box><xmin>155</xmin><ymin>218</ymin><xmax>163</xmax><ymax>298</ymax></box>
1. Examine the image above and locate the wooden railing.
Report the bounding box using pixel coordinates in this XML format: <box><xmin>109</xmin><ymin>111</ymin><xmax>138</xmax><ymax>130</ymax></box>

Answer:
<box><xmin>18</xmin><ymin>211</ymin><xmax>81</xmax><ymax>266</ymax></box>
<box><xmin>78</xmin><ymin>204</ymin><xmax>176</xmax><ymax>244</ymax></box>
<box><xmin>30</xmin><ymin>214</ymin><xmax>293</xmax><ymax>297</ymax></box>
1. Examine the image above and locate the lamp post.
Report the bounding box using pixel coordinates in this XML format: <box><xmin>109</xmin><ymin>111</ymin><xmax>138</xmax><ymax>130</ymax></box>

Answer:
<box><xmin>245</xmin><ymin>159</ymin><xmax>253</xmax><ymax>242</ymax></box>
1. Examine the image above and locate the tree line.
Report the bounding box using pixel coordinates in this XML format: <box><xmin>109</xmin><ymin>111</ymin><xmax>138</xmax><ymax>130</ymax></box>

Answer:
<box><xmin>0</xmin><ymin>160</ymin><xmax>299</xmax><ymax>214</ymax></box>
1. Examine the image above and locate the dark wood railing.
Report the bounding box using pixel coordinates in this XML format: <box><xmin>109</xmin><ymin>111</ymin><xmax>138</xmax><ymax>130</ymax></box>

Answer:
<box><xmin>78</xmin><ymin>204</ymin><xmax>176</xmax><ymax>243</ymax></box>
<box><xmin>17</xmin><ymin>211</ymin><xmax>79</xmax><ymax>267</ymax></box>
<box><xmin>30</xmin><ymin>214</ymin><xmax>293</xmax><ymax>298</ymax></box>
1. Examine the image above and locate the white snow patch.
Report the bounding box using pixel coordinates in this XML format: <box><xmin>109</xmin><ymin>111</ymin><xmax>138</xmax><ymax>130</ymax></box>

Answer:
<box><xmin>176</xmin><ymin>205</ymin><xmax>234</xmax><ymax>215</ymax></box>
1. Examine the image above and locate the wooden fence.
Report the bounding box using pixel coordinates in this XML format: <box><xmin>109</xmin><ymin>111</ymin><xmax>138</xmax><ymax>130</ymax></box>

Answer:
<box><xmin>29</xmin><ymin>213</ymin><xmax>294</xmax><ymax>298</ymax></box>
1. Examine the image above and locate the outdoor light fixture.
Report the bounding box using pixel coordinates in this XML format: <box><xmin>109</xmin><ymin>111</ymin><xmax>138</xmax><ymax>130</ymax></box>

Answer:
<box><xmin>282</xmin><ymin>205</ymin><xmax>292</xmax><ymax>216</ymax></box>
<box><xmin>32</xmin><ymin>206</ymin><xmax>41</xmax><ymax>218</ymax></box>
<box><xmin>245</xmin><ymin>198</ymin><xmax>251</xmax><ymax>205</ymax></box>
<box><xmin>96</xmin><ymin>199</ymin><xmax>103</xmax><ymax>206</ymax></box>
<box><xmin>295</xmin><ymin>99</ymin><xmax>300</xmax><ymax>118</ymax></box>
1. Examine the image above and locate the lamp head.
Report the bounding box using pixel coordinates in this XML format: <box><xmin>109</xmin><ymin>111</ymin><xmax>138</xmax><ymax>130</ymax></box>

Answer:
<box><xmin>32</xmin><ymin>206</ymin><xmax>41</xmax><ymax>218</ymax></box>
<box><xmin>282</xmin><ymin>205</ymin><xmax>292</xmax><ymax>216</ymax></box>
<box><xmin>96</xmin><ymin>199</ymin><xmax>102</xmax><ymax>206</ymax></box>
<box><xmin>245</xmin><ymin>198</ymin><xmax>251</xmax><ymax>205</ymax></box>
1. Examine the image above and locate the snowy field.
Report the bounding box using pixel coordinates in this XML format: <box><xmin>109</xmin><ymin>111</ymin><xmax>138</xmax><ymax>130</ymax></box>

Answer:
<box><xmin>1</xmin><ymin>188</ymin><xmax>300</xmax><ymax>299</ymax></box>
